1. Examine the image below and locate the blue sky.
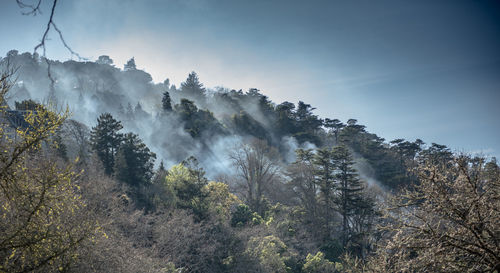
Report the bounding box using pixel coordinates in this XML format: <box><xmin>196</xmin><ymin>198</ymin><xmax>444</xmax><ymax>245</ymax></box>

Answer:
<box><xmin>1</xmin><ymin>0</ymin><xmax>499</xmax><ymax>157</ymax></box>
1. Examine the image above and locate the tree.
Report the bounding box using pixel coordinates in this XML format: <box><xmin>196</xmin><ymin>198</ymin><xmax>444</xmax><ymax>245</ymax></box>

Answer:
<box><xmin>313</xmin><ymin>148</ymin><xmax>336</xmax><ymax>234</ymax></box>
<box><xmin>202</xmin><ymin>181</ymin><xmax>239</xmax><ymax>221</ymax></box>
<box><xmin>162</xmin><ymin>91</ymin><xmax>172</xmax><ymax>112</ymax></box>
<box><xmin>294</xmin><ymin>101</ymin><xmax>323</xmax><ymax>144</ymax></box>
<box><xmin>180</xmin><ymin>71</ymin><xmax>206</xmax><ymax>103</ymax></box>
<box><xmin>331</xmin><ymin>145</ymin><xmax>366</xmax><ymax>247</ymax></box>
<box><xmin>174</xmin><ymin>98</ymin><xmax>223</xmax><ymax>138</ymax></box>
<box><xmin>230</xmin><ymin>111</ymin><xmax>270</xmax><ymax>141</ymax></box>
<box><xmin>15</xmin><ymin>99</ymin><xmax>40</xmax><ymax>110</ymax></box>
<box><xmin>275</xmin><ymin>101</ymin><xmax>296</xmax><ymax>136</ymax></box>
<box><xmin>114</xmin><ymin>132</ymin><xmax>156</xmax><ymax>186</ymax></box>
<box><xmin>163</xmin><ymin>161</ymin><xmax>209</xmax><ymax>220</ymax></box>
<box><xmin>303</xmin><ymin>251</ymin><xmax>339</xmax><ymax>273</ymax></box>
<box><xmin>418</xmin><ymin>142</ymin><xmax>453</xmax><ymax>166</ymax></box>
<box><xmin>230</xmin><ymin>140</ymin><xmax>280</xmax><ymax>215</ymax></box>
<box><xmin>372</xmin><ymin>155</ymin><xmax>500</xmax><ymax>272</ymax></box>
<box><xmin>90</xmin><ymin>113</ymin><xmax>123</xmax><ymax>174</ymax></box>
<box><xmin>287</xmin><ymin>148</ymin><xmax>319</xmax><ymax>224</ymax></box>
<box><xmin>338</xmin><ymin>119</ymin><xmax>366</xmax><ymax>150</ymax></box>
<box><xmin>0</xmin><ymin>72</ymin><xmax>99</xmax><ymax>272</ymax></box>
<box><xmin>63</xmin><ymin>119</ymin><xmax>91</xmax><ymax>165</ymax></box>
<box><xmin>324</xmin><ymin>118</ymin><xmax>344</xmax><ymax>143</ymax></box>
<box><xmin>124</xmin><ymin>57</ymin><xmax>136</xmax><ymax>71</ymax></box>
<box><xmin>244</xmin><ymin>235</ymin><xmax>291</xmax><ymax>273</ymax></box>
<box><xmin>96</xmin><ymin>55</ymin><xmax>113</xmax><ymax>65</ymax></box>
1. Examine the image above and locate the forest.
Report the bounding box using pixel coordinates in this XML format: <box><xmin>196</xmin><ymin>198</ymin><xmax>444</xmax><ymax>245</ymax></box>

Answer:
<box><xmin>0</xmin><ymin>51</ymin><xmax>499</xmax><ymax>273</ymax></box>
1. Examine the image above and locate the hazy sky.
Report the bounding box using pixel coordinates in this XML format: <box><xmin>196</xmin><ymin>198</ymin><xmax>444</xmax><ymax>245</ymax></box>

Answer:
<box><xmin>1</xmin><ymin>0</ymin><xmax>500</xmax><ymax>157</ymax></box>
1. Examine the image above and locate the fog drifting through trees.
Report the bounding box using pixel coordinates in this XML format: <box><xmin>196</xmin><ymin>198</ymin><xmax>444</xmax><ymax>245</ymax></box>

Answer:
<box><xmin>0</xmin><ymin>51</ymin><xmax>499</xmax><ymax>273</ymax></box>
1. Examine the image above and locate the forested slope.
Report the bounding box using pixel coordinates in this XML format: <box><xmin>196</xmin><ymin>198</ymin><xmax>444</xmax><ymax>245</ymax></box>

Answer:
<box><xmin>1</xmin><ymin>51</ymin><xmax>498</xmax><ymax>273</ymax></box>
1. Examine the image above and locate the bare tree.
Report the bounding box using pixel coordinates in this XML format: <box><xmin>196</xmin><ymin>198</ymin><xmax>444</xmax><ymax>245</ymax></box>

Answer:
<box><xmin>61</xmin><ymin>119</ymin><xmax>91</xmax><ymax>163</ymax></box>
<box><xmin>230</xmin><ymin>139</ymin><xmax>281</xmax><ymax>215</ymax></box>
<box><xmin>370</xmin><ymin>155</ymin><xmax>500</xmax><ymax>272</ymax></box>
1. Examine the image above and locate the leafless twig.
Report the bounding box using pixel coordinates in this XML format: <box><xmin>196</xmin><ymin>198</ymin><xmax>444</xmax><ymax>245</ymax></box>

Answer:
<box><xmin>16</xmin><ymin>0</ymin><xmax>87</xmax><ymax>102</ymax></box>
<box><xmin>16</xmin><ymin>0</ymin><xmax>42</xmax><ymax>15</ymax></box>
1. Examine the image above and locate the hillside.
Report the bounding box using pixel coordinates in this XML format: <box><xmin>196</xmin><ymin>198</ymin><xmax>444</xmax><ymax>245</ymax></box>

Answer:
<box><xmin>1</xmin><ymin>51</ymin><xmax>499</xmax><ymax>272</ymax></box>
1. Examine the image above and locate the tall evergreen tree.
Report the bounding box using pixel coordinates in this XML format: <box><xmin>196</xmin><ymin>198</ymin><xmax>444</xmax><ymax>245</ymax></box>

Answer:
<box><xmin>180</xmin><ymin>71</ymin><xmax>205</xmax><ymax>103</ymax></box>
<box><xmin>114</xmin><ymin>132</ymin><xmax>156</xmax><ymax>186</ymax></box>
<box><xmin>313</xmin><ymin>148</ymin><xmax>336</xmax><ymax>235</ymax></box>
<box><xmin>162</xmin><ymin>91</ymin><xmax>172</xmax><ymax>112</ymax></box>
<box><xmin>90</xmin><ymin>113</ymin><xmax>123</xmax><ymax>174</ymax></box>
<box><xmin>331</xmin><ymin>145</ymin><xmax>366</xmax><ymax>247</ymax></box>
<box><xmin>275</xmin><ymin>101</ymin><xmax>296</xmax><ymax>136</ymax></box>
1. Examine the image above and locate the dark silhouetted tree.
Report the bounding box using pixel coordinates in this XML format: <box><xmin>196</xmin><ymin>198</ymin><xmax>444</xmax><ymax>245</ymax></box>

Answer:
<box><xmin>90</xmin><ymin>113</ymin><xmax>123</xmax><ymax>174</ymax></box>
<box><xmin>313</xmin><ymin>148</ymin><xmax>336</xmax><ymax>234</ymax></box>
<box><xmin>114</xmin><ymin>132</ymin><xmax>156</xmax><ymax>186</ymax></box>
<box><xmin>124</xmin><ymin>57</ymin><xmax>136</xmax><ymax>71</ymax></box>
<box><xmin>180</xmin><ymin>71</ymin><xmax>205</xmax><ymax>103</ymax></box>
<box><xmin>324</xmin><ymin>118</ymin><xmax>345</xmax><ymax>143</ymax></box>
<box><xmin>331</xmin><ymin>145</ymin><xmax>367</xmax><ymax>248</ymax></box>
<box><xmin>162</xmin><ymin>91</ymin><xmax>172</xmax><ymax>112</ymax></box>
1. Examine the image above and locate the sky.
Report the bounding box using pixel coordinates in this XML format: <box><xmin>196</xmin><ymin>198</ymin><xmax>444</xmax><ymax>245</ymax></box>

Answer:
<box><xmin>1</xmin><ymin>0</ymin><xmax>500</xmax><ymax>158</ymax></box>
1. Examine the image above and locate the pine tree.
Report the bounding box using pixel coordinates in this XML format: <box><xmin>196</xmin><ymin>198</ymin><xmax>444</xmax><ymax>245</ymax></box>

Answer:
<box><xmin>162</xmin><ymin>91</ymin><xmax>172</xmax><ymax>112</ymax></box>
<box><xmin>331</xmin><ymin>145</ymin><xmax>366</xmax><ymax>247</ymax></box>
<box><xmin>180</xmin><ymin>71</ymin><xmax>205</xmax><ymax>103</ymax></box>
<box><xmin>114</xmin><ymin>132</ymin><xmax>156</xmax><ymax>186</ymax></box>
<box><xmin>90</xmin><ymin>113</ymin><xmax>123</xmax><ymax>174</ymax></box>
<box><xmin>313</xmin><ymin>148</ymin><xmax>336</xmax><ymax>234</ymax></box>
<box><xmin>324</xmin><ymin>118</ymin><xmax>345</xmax><ymax>143</ymax></box>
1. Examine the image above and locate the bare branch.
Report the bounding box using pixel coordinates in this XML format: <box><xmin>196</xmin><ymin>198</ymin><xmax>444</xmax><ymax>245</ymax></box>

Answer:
<box><xmin>16</xmin><ymin>0</ymin><xmax>42</xmax><ymax>15</ymax></box>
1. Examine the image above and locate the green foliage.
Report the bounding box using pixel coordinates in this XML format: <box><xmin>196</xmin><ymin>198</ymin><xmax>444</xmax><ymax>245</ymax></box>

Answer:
<box><xmin>331</xmin><ymin>145</ymin><xmax>366</xmax><ymax>246</ymax></box>
<box><xmin>114</xmin><ymin>132</ymin><xmax>156</xmax><ymax>186</ymax></box>
<box><xmin>174</xmin><ymin>99</ymin><xmax>223</xmax><ymax>138</ymax></box>
<box><xmin>0</xmin><ymin>75</ymin><xmax>100</xmax><ymax>272</ymax></box>
<box><xmin>52</xmin><ymin>129</ymin><xmax>69</xmax><ymax>161</ymax></box>
<box><xmin>202</xmin><ymin>181</ymin><xmax>239</xmax><ymax>220</ymax></box>
<box><xmin>230</xmin><ymin>111</ymin><xmax>270</xmax><ymax>141</ymax></box>
<box><xmin>231</xmin><ymin>204</ymin><xmax>253</xmax><ymax>227</ymax></box>
<box><xmin>90</xmin><ymin>113</ymin><xmax>123</xmax><ymax>174</ymax></box>
<box><xmin>245</xmin><ymin>235</ymin><xmax>290</xmax><ymax>273</ymax></box>
<box><xmin>164</xmin><ymin>162</ymin><xmax>209</xmax><ymax>220</ymax></box>
<box><xmin>323</xmin><ymin>118</ymin><xmax>344</xmax><ymax>143</ymax></box>
<box><xmin>313</xmin><ymin>148</ymin><xmax>336</xmax><ymax>233</ymax></box>
<box><xmin>319</xmin><ymin>239</ymin><xmax>344</xmax><ymax>262</ymax></box>
<box><xmin>8</xmin><ymin>50</ymin><xmax>498</xmax><ymax>273</ymax></box>
<box><xmin>303</xmin><ymin>251</ymin><xmax>338</xmax><ymax>273</ymax></box>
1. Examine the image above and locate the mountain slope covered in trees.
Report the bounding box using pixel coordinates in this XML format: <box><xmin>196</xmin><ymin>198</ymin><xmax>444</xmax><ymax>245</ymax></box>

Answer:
<box><xmin>1</xmin><ymin>51</ymin><xmax>499</xmax><ymax>273</ymax></box>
